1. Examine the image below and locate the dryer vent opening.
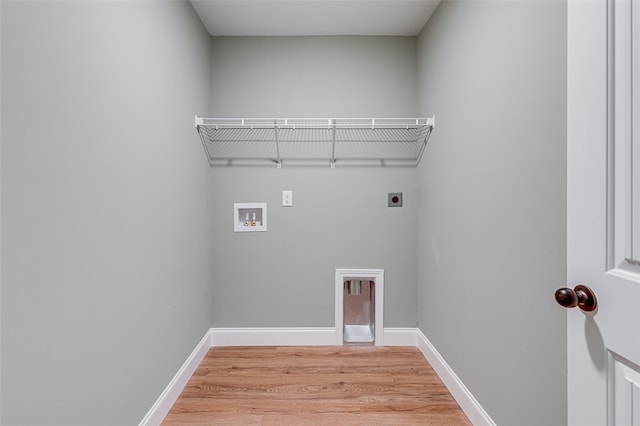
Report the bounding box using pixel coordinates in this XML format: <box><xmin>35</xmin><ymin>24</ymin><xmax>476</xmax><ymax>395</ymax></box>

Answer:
<box><xmin>343</xmin><ymin>280</ymin><xmax>375</xmax><ymax>344</ymax></box>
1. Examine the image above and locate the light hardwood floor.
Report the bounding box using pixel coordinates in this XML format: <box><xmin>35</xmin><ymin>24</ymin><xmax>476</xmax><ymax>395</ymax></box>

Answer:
<box><xmin>163</xmin><ymin>346</ymin><xmax>471</xmax><ymax>425</ymax></box>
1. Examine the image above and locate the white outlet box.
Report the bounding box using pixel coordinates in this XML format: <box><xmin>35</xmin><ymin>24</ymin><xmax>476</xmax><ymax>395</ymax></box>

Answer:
<box><xmin>234</xmin><ymin>202</ymin><xmax>267</xmax><ymax>232</ymax></box>
<box><xmin>282</xmin><ymin>190</ymin><xmax>293</xmax><ymax>207</ymax></box>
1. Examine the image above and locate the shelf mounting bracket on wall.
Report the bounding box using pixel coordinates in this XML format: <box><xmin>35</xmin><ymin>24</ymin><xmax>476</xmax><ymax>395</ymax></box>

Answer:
<box><xmin>331</xmin><ymin>119</ymin><xmax>337</xmax><ymax>169</ymax></box>
<box><xmin>274</xmin><ymin>119</ymin><xmax>282</xmax><ymax>169</ymax></box>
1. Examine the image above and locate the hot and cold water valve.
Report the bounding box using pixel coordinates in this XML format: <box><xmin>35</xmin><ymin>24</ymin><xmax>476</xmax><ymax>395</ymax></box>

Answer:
<box><xmin>234</xmin><ymin>203</ymin><xmax>267</xmax><ymax>232</ymax></box>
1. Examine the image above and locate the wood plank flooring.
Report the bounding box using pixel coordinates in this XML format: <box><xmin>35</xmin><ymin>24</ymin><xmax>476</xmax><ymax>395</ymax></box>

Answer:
<box><xmin>163</xmin><ymin>346</ymin><xmax>471</xmax><ymax>425</ymax></box>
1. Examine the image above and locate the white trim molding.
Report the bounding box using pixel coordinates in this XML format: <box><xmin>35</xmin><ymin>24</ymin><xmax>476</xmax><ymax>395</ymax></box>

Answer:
<box><xmin>139</xmin><ymin>329</ymin><xmax>213</xmax><ymax>426</ymax></box>
<box><xmin>140</xmin><ymin>327</ymin><xmax>495</xmax><ymax>426</ymax></box>
<box><xmin>382</xmin><ymin>327</ymin><xmax>419</xmax><ymax>346</ymax></box>
<box><xmin>415</xmin><ymin>328</ymin><xmax>496</xmax><ymax>426</ymax></box>
<box><xmin>210</xmin><ymin>327</ymin><xmax>336</xmax><ymax>347</ymax></box>
<box><xmin>335</xmin><ymin>268</ymin><xmax>384</xmax><ymax>346</ymax></box>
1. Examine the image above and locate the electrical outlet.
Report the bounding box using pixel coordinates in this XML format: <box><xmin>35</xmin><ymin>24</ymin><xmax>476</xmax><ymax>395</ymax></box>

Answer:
<box><xmin>388</xmin><ymin>192</ymin><xmax>403</xmax><ymax>207</ymax></box>
<box><xmin>282</xmin><ymin>190</ymin><xmax>293</xmax><ymax>207</ymax></box>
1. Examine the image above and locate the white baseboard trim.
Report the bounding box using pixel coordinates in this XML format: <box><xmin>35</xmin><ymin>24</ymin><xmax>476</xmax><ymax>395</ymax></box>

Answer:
<box><xmin>138</xmin><ymin>329</ymin><xmax>213</xmax><ymax>426</ymax></box>
<box><xmin>211</xmin><ymin>327</ymin><xmax>419</xmax><ymax>347</ymax></box>
<box><xmin>415</xmin><ymin>328</ymin><xmax>496</xmax><ymax>426</ymax></box>
<box><xmin>211</xmin><ymin>327</ymin><xmax>336</xmax><ymax>347</ymax></box>
<box><xmin>382</xmin><ymin>327</ymin><xmax>419</xmax><ymax>346</ymax></box>
<box><xmin>140</xmin><ymin>327</ymin><xmax>495</xmax><ymax>426</ymax></box>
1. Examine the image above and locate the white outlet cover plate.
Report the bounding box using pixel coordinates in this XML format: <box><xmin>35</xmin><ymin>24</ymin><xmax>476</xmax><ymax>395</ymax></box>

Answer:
<box><xmin>282</xmin><ymin>190</ymin><xmax>293</xmax><ymax>206</ymax></box>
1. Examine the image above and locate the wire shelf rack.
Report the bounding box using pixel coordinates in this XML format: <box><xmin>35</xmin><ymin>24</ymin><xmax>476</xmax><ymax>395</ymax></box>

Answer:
<box><xmin>195</xmin><ymin>116</ymin><xmax>435</xmax><ymax>167</ymax></box>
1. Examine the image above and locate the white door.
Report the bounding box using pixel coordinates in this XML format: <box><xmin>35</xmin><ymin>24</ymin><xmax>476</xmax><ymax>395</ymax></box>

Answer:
<box><xmin>567</xmin><ymin>0</ymin><xmax>640</xmax><ymax>424</ymax></box>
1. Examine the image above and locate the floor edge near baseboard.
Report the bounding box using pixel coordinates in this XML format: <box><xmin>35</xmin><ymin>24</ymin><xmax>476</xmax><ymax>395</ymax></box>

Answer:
<box><xmin>139</xmin><ymin>327</ymin><xmax>495</xmax><ymax>426</ymax></box>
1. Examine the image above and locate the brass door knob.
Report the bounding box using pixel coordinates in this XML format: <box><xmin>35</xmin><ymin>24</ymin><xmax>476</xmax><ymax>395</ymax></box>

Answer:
<box><xmin>554</xmin><ymin>285</ymin><xmax>597</xmax><ymax>312</ymax></box>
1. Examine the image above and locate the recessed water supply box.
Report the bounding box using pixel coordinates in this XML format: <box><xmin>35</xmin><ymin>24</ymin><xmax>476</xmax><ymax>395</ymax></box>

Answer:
<box><xmin>335</xmin><ymin>269</ymin><xmax>384</xmax><ymax>346</ymax></box>
<box><xmin>234</xmin><ymin>202</ymin><xmax>267</xmax><ymax>232</ymax></box>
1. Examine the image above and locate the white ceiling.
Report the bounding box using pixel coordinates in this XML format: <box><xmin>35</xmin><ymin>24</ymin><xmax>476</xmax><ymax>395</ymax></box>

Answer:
<box><xmin>189</xmin><ymin>1</ymin><xmax>441</xmax><ymax>37</ymax></box>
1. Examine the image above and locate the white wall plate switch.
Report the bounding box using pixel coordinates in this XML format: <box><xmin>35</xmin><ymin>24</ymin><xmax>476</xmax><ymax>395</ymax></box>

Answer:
<box><xmin>282</xmin><ymin>190</ymin><xmax>293</xmax><ymax>206</ymax></box>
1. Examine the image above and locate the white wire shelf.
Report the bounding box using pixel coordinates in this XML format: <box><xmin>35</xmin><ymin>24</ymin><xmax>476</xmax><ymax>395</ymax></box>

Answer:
<box><xmin>195</xmin><ymin>116</ymin><xmax>435</xmax><ymax>168</ymax></box>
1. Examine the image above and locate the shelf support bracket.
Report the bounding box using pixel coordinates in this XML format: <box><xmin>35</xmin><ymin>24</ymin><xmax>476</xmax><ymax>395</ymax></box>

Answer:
<box><xmin>330</xmin><ymin>119</ymin><xmax>336</xmax><ymax>168</ymax></box>
<box><xmin>415</xmin><ymin>124</ymin><xmax>433</xmax><ymax>166</ymax></box>
<box><xmin>274</xmin><ymin>120</ymin><xmax>282</xmax><ymax>168</ymax></box>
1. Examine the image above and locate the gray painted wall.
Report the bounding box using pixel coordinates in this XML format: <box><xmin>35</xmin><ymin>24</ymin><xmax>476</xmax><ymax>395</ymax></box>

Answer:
<box><xmin>1</xmin><ymin>2</ymin><xmax>213</xmax><ymax>424</ymax></box>
<box><xmin>209</xmin><ymin>37</ymin><xmax>419</xmax><ymax>328</ymax></box>
<box><xmin>210</xmin><ymin>36</ymin><xmax>418</xmax><ymax>117</ymax></box>
<box><xmin>416</xmin><ymin>1</ymin><xmax>567</xmax><ymax>425</ymax></box>
<box><xmin>0</xmin><ymin>3</ymin><xmax>570</xmax><ymax>424</ymax></box>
